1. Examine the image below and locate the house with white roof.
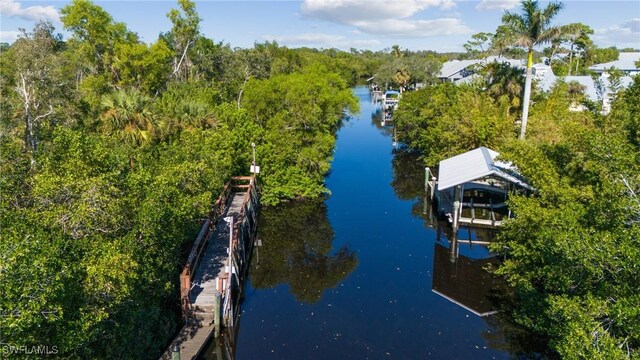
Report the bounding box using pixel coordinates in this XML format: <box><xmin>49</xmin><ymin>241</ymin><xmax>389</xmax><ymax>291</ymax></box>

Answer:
<box><xmin>431</xmin><ymin>147</ymin><xmax>532</xmax><ymax>229</ymax></box>
<box><xmin>438</xmin><ymin>56</ymin><xmax>523</xmax><ymax>83</ymax></box>
<box><xmin>537</xmin><ymin>70</ymin><xmax>634</xmax><ymax>114</ymax></box>
<box><xmin>589</xmin><ymin>52</ymin><xmax>640</xmax><ymax>76</ymax></box>
<box><xmin>438</xmin><ymin>59</ymin><xmax>481</xmax><ymax>82</ymax></box>
<box><xmin>532</xmin><ymin>63</ymin><xmax>553</xmax><ymax>80</ymax></box>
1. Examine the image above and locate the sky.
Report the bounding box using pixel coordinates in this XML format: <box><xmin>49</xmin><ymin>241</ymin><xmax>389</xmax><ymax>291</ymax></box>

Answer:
<box><xmin>1</xmin><ymin>0</ymin><xmax>639</xmax><ymax>52</ymax></box>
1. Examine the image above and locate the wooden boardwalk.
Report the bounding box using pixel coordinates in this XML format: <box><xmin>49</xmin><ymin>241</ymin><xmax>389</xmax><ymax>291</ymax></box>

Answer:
<box><xmin>190</xmin><ymin>193</ymin><xmax>245</xmax><ymax>308</ymax></box>
<box><xmin>161</xmin><ymin>177</ymin><xmax>259</xmax><ymax>360</ymax></box>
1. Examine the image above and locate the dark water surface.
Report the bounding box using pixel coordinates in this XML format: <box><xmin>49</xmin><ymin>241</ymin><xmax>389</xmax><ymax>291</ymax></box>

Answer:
<box><xmin>228</xmin><ymin>86</ymin><xmax>511</xmax><ymax>359</ymax></box>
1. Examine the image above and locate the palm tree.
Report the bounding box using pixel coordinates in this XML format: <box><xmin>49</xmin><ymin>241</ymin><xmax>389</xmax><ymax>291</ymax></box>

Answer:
<box><xmin>100</xmin><ymin>89</ymin><xmax>156</xmax><ymax>146</ymax></box>
<box><xmin>391</xmin><ymin>45</ymin><xmax>404</xmax><ymax>59</ymax></box>
<box><xmin>499</xmin><ymin>0</ymin><xmax>573</xmax><ymax>139</ymax></box>
<box><xmin>393</xmin><ymin>68</ymin><xmax>411</xmax><ymax>93</ymax></box>
<box><xmin>483</xmin><ymin>62</ymin><xmax>525</xmax><ymax>116</ymax></box>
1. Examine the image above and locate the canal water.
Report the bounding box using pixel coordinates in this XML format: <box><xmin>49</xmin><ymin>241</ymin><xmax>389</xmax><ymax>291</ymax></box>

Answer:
<box><xmin>213</xmin><ymin>86</ymin><xmax>513</xmax><ymax>359</ymax></box>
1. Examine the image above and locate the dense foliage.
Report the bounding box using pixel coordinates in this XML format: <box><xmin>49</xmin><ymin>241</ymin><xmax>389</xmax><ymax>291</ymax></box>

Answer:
<box><xmin>242</xmin><ymin>67</ymin><xmax>358</xmax><ymax>204</ymax></box>
<box><xmin>491</xmin><ymin>78</ymin><xmax>640</xmax><ymax>358</ymax></box>
<box><xmin>0</xmin><ymin>0</ymin><xmax>363</xmax><ymax>358</ymax></box>
<box><xmin>394</xmin><ymin>82</ymin><xmax>517</xmax><ymax>165</ymax></box>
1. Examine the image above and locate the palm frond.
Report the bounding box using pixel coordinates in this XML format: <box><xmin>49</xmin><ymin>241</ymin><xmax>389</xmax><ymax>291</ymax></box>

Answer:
<box><xmin>502</xmin><ymin>12</ymin><xmax>527</xmax><ymax>34</ymax></box>
<box><xmin>99</xmin><ymin>89</ymin><xmax>156</xmax><ymax>146</ymax></box>
<box><xmin>541</xmin><ymin>1</ymin><xmax>564</xmax><ymax>27</ymax></box>
<box><xmin>537</xmin><ymin>26</ymin><xmax>564</xmax><ymax>44</ymax></box>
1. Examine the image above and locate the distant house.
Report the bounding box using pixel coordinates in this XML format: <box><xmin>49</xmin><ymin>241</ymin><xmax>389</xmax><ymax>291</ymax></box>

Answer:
<box><xmin>538</xmin><ymin>70</ymin><xmax>634</xmax><ymax>114</ymax></box>
<box><xmin>541</xmin><ymin>54</ymin><xmax>569</xmax><ymax>66</ymax></box>
<box><xmin>531</xmin><ymin>63</ymin><xmax>553</xmax><ymax>80</ymax></box>
<box><xmin>437</xmin><ymin>56</ymin><xmax>523</xmax><ymax>83</ymax></box>
<box><xmin>434</xmin><ymin>147</ymin><xmax>532</xmax><ymax>228</ymax></box>
<box><xmin>589</xmin><ymin>52</ymin><xmax>640</xmax><ymax>76</ymax></box>
<box><xmin>438</xmin><ymin>59</ymin><xmax>482</xmax><ymax>82</ymax></box>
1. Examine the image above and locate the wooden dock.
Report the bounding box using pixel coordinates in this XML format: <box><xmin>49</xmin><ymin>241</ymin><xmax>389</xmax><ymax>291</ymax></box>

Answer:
<box><xmin>161</xmin><ymin>176</ymin><xmax>259</xmax><ymax>360</ymax></box>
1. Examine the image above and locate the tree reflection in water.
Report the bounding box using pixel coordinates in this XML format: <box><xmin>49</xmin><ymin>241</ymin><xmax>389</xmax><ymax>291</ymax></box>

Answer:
<box><xmin>250</xmin><ymin>199</ymin><xmax>357</xmax><ymax>303</ymax></box>
<box><xmin>391</xmin><ymin>147</ymin><xmax>425</xmax><ymax>201</ymax></box>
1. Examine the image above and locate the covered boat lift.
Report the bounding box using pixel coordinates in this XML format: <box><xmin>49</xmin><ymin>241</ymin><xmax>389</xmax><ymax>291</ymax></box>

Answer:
<box><xmin>425</xmin><ymin>147</ymin><xmax>532</xmax><ymax>232</ymax></box>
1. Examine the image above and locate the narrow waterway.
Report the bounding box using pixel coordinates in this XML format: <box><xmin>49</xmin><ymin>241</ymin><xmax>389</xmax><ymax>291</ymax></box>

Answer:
<box><xmin>207</xmin><ymin>86</ymin><xmax>513</xmax><ymax>359</ymax></box>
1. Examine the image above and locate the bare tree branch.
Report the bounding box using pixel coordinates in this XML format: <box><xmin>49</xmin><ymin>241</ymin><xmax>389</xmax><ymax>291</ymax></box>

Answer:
<box><xmin>32</xmin><ymin>104</ymin><xmax>53</xmax><ymax>124</ymax></box>
<box><xmin>172</xmin><ymin>40</ymin><xmax>193</xmax><ymax>78</ymax></box>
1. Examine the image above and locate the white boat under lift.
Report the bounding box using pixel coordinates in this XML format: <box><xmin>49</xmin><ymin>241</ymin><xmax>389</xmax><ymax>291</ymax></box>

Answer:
<box><xmin>383</xmin><ymin>90</ymin><xmax>400</xmax><ymax>111</ymax></box>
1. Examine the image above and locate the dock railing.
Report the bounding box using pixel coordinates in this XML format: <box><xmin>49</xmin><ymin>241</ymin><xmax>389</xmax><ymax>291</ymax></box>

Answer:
<box><xmin>179</xmin><ymin>176</ymin><xmax>257</xmax><ymax>323</ymax></box>
<box><xmin>222</xmin><ymin>176</ymin><xmax>259</xmax><ymax>330</ymax></box>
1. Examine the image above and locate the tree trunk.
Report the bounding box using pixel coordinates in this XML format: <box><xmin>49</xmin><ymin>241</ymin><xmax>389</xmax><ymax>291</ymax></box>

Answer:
<box><xmin>25</xmin><ymin>112</ymin><xmax>36</xmax><ymax>153</ymax></box>
<box><xmin>520</xmin><ymin>49</ymin><xmax>534</xmax><ymax>140</ymax></box>
<box><xmin>172</xmin><ymin>40</ymin><xmax>192</xmax><ymax>80</ymax></box>
<box><xmin>568</xmin><ymin>43</ymin><xmax>574</xmax><ymax>76</ymax></box>
<box><xmin>237</xmin><ymin>68</ymin><xmax>250</xmax><ymax>109</ymax></box>
<box><xmin>18</xmin><ymin>74</ymin><xmax>37</xmax><ymax>156</ymax></box>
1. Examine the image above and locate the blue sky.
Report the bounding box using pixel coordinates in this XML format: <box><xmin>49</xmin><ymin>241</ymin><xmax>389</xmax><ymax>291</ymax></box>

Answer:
<box><xmin>1</xmin><ymin>0</ymin><xmax>639</xmax><ymax>52</ymax></box>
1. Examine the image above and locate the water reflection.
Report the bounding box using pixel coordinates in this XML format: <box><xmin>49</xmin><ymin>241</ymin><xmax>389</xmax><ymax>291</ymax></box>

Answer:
<box><xmin>483</xmin><ymin>306</ymin><xmax>556</xmax><ymax>358</ymax></box>
<box><xmin>391</xmin><ymin>148</ymin><xmax>425</xmax><ymax>201</ymax></box>
<box><xmin>432</xmin><ymin>225</ymin><xmax>501</xmax><ymax>317</ymax></box>
<box><xmin>370</xmin><ymin>108</ymin><xmax>394</xmax><ymax>137</ymax></box>
<box><xmin>250</xmin><ymin>199</ymin><xmax>358</xmax><ymax>303</ymax></box>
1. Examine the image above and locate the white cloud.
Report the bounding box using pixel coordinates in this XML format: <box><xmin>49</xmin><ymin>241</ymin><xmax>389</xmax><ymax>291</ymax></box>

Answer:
<box><xmin>300</xmin><ymin>0</ymin><xmax>469</xmax><ymax>37</ymax></box>
<box><xmin>476</xmin><ymin>0</ymin><xmax>519</xmax><ymax>11</ymax></box>
<box><xmin>0</xmin><ymin>30</ymin><xmax>20</xmax><ymax>43</ymax></box>
<box><xmin>264</xmin><ymin>32</ymin><xmax>381</xmax><ymax>48</ymax></box>
<box><xmin>301</xmin><ymin>0</ymin><xmax>456</xmax><ymax>23</ymax></box>
<box><xmin>594</xmin><ymin>18</ymin><xmax>640</xmax><ymax>48</ymax></box>
<box><xmin>0</xmin><ymin>0</ymin><xmax>60</xmax><ymax>23</ymax></box>
<box><xmin>355</xmin><ymin>18</ymin><xmax>469</xmax><ymax>37</ymax></box>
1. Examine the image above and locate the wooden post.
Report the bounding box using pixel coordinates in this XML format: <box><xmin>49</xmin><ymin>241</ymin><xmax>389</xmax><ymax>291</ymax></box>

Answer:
<box><xmin>214</xmin><ymin>292</ymin><xmax>221</xmax><ymax>338</ymax></box>
<box><xmin>424</xmin><ymin>167</ymin><xmax>429</xmax><ymax>193</ymax></box>
<box><xmin>449</xmin><ymin>227</ymin><xmax>458</xmax><ymax>264</ymax></box>
<box><xmin>422</xmin><ymin>195</ymin><xmax>428</xmax><ymax>215</ymax></box>
<box><xmin>171</xmin><ymin>344</ymin><xmax>180</xmax><ymax>360</ymax></box>
<box><xmin>452</xmin><ymin>185</ymin><xmax>461</xmax><ymax>241</ymax></box>
<box><xmin>425</xmin><ymin>167</ymin><xmax>437</xmax><ymax>201</ymax></box>
<box><xmin>215</xmin><ymin>338</ymin><xmax>223</xmax><ymax>360</ymax></box>
<box><xmin>430</xmin><ymin>178</ymin><xmax>436</xmax><ymax>201</ymax></box>
<box><xmin>226</xmin><ymin>216</ymin><xmax>234</xmax><ymax>275</ymax></box>
<box><xmin>179</xmin><ymin>267</ymin><xmax>191</xmax><ymax>323</ymax></box>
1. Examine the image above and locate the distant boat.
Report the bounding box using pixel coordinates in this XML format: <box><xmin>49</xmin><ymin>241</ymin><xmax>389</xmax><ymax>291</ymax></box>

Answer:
<box><xmin>383</xmin><ymin>90</ymin><xmax>400</xmax><ymax>111</ymax></box>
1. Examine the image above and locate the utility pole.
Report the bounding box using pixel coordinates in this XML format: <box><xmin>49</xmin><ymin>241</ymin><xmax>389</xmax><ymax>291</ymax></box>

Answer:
<box><xmin>250</xmin><ymin>142</ymin><xmax>260</xmax><ymax>174</ymax></box>
<box><xmin>252</xmin><ymin>142</ymin><xmax>256</xmax><ymax>167</ymax></box>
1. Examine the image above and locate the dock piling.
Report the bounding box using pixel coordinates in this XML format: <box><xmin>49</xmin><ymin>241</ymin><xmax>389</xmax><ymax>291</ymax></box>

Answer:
<box><xmin>214</xmin><ymin>292</ymin><xmax>221</xmax><ymax>337</ymax></box>
<box><xmin>171</xmin><ymin>344</ymin><xmax>180</xmax><ymax>360</ymax></box>
<box><xmin>452</xmin><ymin>185</ymin><xmax>461</xmax><ymax>239</ymax></box>
<box><xmin>425</xmin><ymin>167</ymin><xmax>437</xmax><ymax>201</ymax></box>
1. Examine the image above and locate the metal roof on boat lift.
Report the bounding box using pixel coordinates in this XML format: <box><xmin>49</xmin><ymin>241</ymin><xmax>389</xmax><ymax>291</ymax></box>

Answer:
<box><xmin>437</xmin><ymin>147</ymin><xmax>532</xmax><ymax>191</ymax></box>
